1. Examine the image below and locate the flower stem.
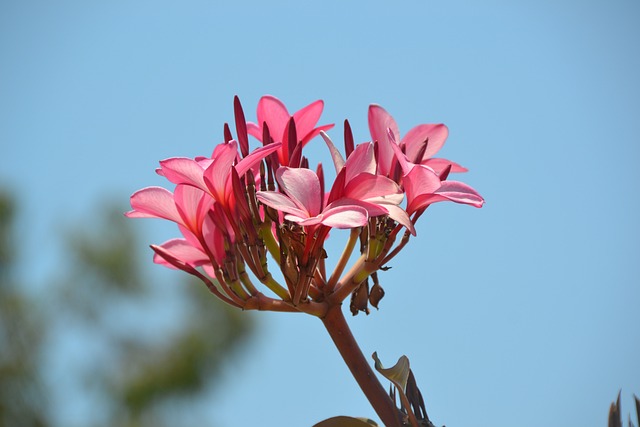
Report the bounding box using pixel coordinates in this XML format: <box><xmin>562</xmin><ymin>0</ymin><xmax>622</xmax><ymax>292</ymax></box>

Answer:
<box><xmin>321</xmin><ymin>304</ymin><xmax>401</xmax><ymax>427</ymax></box>
<box><xmin>327</xmin><ymin>227</ymin><xmax>360</xmax><ymax>292</ymax></box>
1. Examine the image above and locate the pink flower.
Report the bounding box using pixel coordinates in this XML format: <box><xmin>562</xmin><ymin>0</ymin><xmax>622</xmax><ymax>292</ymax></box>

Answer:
<box><xmin>256</xmin><ymin>167</ymin><xmax>369</xmax><ymax>229</ymax></box>
<box><xmin>125</xmin><ymin>184</ymin><xmax>227</xmax><ymax>269</ymax></box>
<box><xmin>321</xmin><ymin>132</ymin><xmax>415</xmax><ymax>234</ymax></box>
<box><xmin>368</xmin><ymin>104</ymin><xmax>467</xmax><ymax>177</ymax></box>
<box><xmin>247</xmin><ymin>95</ymin><xmax>334</xmax><ymax>165</ymax></box>
<box><xmin>388</xmin><ymin>137</ymin><xmax>484</xmax><ymax>214</ymax></box>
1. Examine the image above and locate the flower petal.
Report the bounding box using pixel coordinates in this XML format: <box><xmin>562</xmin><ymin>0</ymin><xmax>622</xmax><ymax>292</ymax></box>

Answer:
<box><xmin>436</xmin><ymin>181</ymin><xmax>485</xmax><ymax>207</ymax></box>
<box><xmin>158</xmin><ymin>157</ymin><xmax>207</xmax><ymax>190</ymax></box>
<box><xmin>343</xmin><ymin>173</ymin><xmax>402</xmax><ymax>202</ymax></box>
<box><xmin>256</xmin><ymin>95</ymin><xmax>290</xmax><ymax>141</ymax></box>
<box><xmin>152</xmin><ymin>238</ymin><xmax>209</xmax><ymax>269</ymax></box>
<box><xmin>235</xmin><ymin>142</ymin><xmax>282</xmax><ymax>177</ymax></box>
<box><xmin>368</xmin><ymin>104</ymin><xmax>400</xmax><ymax>176</ymax></box>
<box><xmin>292</xmin><ymin>99</ymin><xmax>324</xmax><ymax>140</ymax></box>
<box><xmin>126</xmin><ymin>186</ymin><xmax>183</xmax><ymax>224</ymax></box>
<box><xmin>422</xmin><ymin>157</ymin><xmax>468</xmax><ymax>175</ymax></box>
<box><xmin>402</xmin><ymin>124</ymin><xmax>448</xmax><ymax>162</ymax></box>
<box><xmin>344</xmin><ymin>142</ymin><xmax>376</xmax><ymax>182</ymax></box>
<box><xmin>256</xmin><ymin>190</ymin><xmax>310</xmax><ymax>219</ymax></box>
<box><xmin>320</xmin><ymin>203</ymin><xmax>369</xmax><ymax>228</ymax></box>
<box><xmin>320</xmin><ymin>131</ymin><xmax>345</xmax><ymax>174</ymax></box>
<box><xmin>203</xmin><ymin>141</ymin><xmax>238</xmax><ymax>203</ymax></box>
<box><xmin>276</xmin><ymin>167</ymin><xmax>321</xmax><ymax>217</ymax></box>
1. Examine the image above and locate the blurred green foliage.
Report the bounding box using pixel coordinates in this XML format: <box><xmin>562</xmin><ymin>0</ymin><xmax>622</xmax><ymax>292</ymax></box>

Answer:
<box><xmin>0</xmin><ymin>192</ymin><xmax>254</xmax><ymax>427</ymax></box>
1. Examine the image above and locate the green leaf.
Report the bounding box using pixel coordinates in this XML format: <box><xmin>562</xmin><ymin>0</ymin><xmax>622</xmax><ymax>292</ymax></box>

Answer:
<box><xmin>312</xmin><ymin>416</ymin><xmax>379</xmax><ymax>427</ymax></box>
<box><xmin>372</xmin><ymin>351</ymin><xmax>410</xmax><ymax>393</ymax></box>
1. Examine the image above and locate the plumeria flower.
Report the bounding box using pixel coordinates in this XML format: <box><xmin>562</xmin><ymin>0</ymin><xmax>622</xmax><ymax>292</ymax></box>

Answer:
<box><xmin>157</xmin><ymin>140</ymin><xmax>281</xmax><ymax>211</ymax></box>
<box><xmin>321</xmin><ymin>131</ymin><xmax>415</xmax><ymax>234</ymax></box>
<box><xmin>256</xmin><ymin>167</ymin><xmax>369</xmax><ymax>229</ymax></box>
<box><xmin>125</xmin><ymin>183</ymin><xmax>227</xmax><ymax>270</ymax></box>
<box><xmin>387</xmin><ymin>134</ymin><xmax>484</xmax><ymax>214</ymax></box>
<box><xmin>247</xmin><ymin>95</ymin><xmax>334</xmax><ymax>166</ymax></box>
<box><xmin>368</xmin><ymin>104</ymin><xmax>467</xmax><ymax>177</ymax></box>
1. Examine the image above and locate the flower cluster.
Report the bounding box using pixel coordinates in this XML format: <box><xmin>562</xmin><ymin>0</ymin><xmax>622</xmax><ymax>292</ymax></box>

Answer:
<box><xmin>126</xmin><ymin>96</ymin><xmax>483</xmax><ymax>317</ymax></box>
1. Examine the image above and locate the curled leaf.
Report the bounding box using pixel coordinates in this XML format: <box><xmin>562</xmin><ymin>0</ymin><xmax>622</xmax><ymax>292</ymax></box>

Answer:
<box><xmin>372</xmin><ymin>351</ymin><xmax>410</xmax><ymax>393</ymax></box>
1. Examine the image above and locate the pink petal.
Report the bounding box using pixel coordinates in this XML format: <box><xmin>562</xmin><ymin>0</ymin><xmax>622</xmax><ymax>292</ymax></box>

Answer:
<box><xmin>436</xmin><ymin>181</ymin><xmax>484</xmax><ymax>207</ymax></box>
<box><xmin>256</xmin><ymin>190</ymin><xmax>310</xmax><ymax>219</ymax></box>
<box><xmin>158</xmin><ymin>157</ymin><xmax>207</xmax><ymax>190</ymax></box>
<box><xmin>422</xmin><ymin>158</ymin><xmax>468</xmax><ymax>175</ymax></box>
<box><xmin>344</xmin><ymin>142</ymin><xmax>375</xmax><ymax>182</ymax></box>
<box><xmin>152</xmin><ymin>238</ymin><xmax>209</xmax><ymax>269</ymax></box>
<box><xmin>402</xmin><ymin>124</ymin><xmax>448</xmax><ymax>162</ymax></box>
<box><xmin>387</xmin><ymin>134</ymin><xmax>414</xmax><ymax>175</ymax></box>
<box><xmin>276</xmin><ymin>167</ymin><xmax>321</xmax><ymax>217</ymax></box>
<box><xmin>378</xmin><ymin>203</ymin><xmax>416</xmax><ymax>235</ymax></box>
<box><xmin>320</xmin><ymin>203</ymin><xmax>369</xmax><ymax>228</ymax></box>
<box><xmin>320</xmin><ymin>131</ymin><xmax>345</xmax><ymax>174</ymax></box>
<box><xmin>343</xmin><ymin>173</ymin><xmax>402</xmax><ymax>202</ymax></box>
<box><xmin>246</xmin><ymin>121</ymin><xmax>262</xmax><ymax>142</ymax></box>
<box><xmin>203</xmin><ymin>141</ymin><xmax>238</xmax><ymax>203</ymax></box>
<box><xmin>292</xmin><ymin>99</ymin><xmax>324</xmax><ymax>139</ymax></box>
<box><xmin>173</xmin><ymin>184</ymin><xmax>213</xmax><ymax>232</ymax></box>
<box><xmin>291</xmin><ymin>214</ymin><xmax>323</xmax><ymax>226</ymax></box>
<box><xmin>202</xmin><ymin>213</ymin><xmax>227</xmax><ymax>266</ymax></box>
<box><xmin>403</xmin><ymin>165</ymin><xmax>442</xmax><ymax>209</ymax></box>
<box><xmin>234</xmin><ymin>142</ymin><xmax>282</xmax><ymax>177</ymax></box>
<box><xmin>256</xmin><ymin>95</ymin><xmax>290</xmax><ymax>141</ymax></box>
<box><xmin>300</xmin><ymin>124</ymin><xmax>335</xmax><ymax>146</ymax></box>
<box><xmin>368</xmin><ymin>104</ymin><xmax>400</xmax><ymax>176</ymax></box>
<box><xmin>126</xmin><ymin>186</ymin><xmax>183</xmax><ymax>224</ymax></box>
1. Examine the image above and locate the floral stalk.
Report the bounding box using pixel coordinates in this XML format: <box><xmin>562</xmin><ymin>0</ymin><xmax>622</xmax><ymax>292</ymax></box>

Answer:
<box><xmin>126</xmin><ymin>95</ymin><xmax>484</xmax><ymax>425</ymax></box>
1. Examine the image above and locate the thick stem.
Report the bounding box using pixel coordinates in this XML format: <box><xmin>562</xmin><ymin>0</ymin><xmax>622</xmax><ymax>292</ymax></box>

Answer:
<box><xmin>321</xmin><ymin>304</ymin><xmax>401</xmax><ymax>427</ymax></box>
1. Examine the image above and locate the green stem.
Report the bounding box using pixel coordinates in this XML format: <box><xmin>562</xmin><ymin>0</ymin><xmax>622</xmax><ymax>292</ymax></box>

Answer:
<box><xmin>321</xmin><ymin>304</ymin><xmax>401</xmax><ymax>427</ymax></box>
<box><xmin>327</xmin><ymin>227</ymin><xmax>360</xmax><ymax>292</ymax></box>
<box><xmin>259</xmin><ymin>221</ymin><xmax>281</xmax><ymax>264</ymax></box>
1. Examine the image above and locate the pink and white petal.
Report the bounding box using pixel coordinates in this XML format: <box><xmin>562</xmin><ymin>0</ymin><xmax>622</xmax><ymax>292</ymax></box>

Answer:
<box><xmin>344</xmin><ymin>173</ymin><xmax>402</xmax><ymax>201</ymax></box>
<box><xmin>320</xmin><ymin>131</ymin><xmax>345</xmax><ymax>174</ymax></box>
<box><xmin>422</xmin><ymin>158</ymin><xmax>468</xmax><ymax>175</ymax></box>
<box><xmin>344</xmin><ymin>142</ymin><xmax>376</xmax><ymax>181</ymax></box>
<box><xmin>256</xmin><ymin>190</ymin><xmax>309</xmax><ymax>219</ymax></box>
<box><xmin>126</xmin><ymin>186</ymin><xmax>183</xmax><ymax>224</ymax></box>
<box><xmin>368</xmin><ymin>104</ymin><xmax>400</xmax><ymax>176</ymax></box>
<box><xmin>256</xmin><ymin>95</ymin><xmax>290</xmax><ymax>141</ymax></box>
<box><xmin>158</xmin><ymin>157</ymin><xmax>207</xmax><ymax>190</ymax></box>
<box><xmin>276</xmin><ymin>167</ymin><xmax>321</xmax><ymax>216</ymax></box>
<box><xmin>402</xmin><ymin>124</ymin><xmax>448</xmax><ymax>162</ymax></box>
<box><xmin>320</xmin><ymin>204</ymin><xmax>369</xmax><ymax>228</ymax></box>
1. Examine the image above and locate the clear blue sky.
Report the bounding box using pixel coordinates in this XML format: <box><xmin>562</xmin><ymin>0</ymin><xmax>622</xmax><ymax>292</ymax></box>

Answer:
<box><xmin>1</xmin><ymin>1</ymin><xmax>639</xmax><ymax>426</ymax></box>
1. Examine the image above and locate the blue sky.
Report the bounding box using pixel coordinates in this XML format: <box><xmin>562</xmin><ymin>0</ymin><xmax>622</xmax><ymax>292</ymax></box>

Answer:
<box><xmin>1</xmin><ymin>1</ymin><xmax>639</xmax><ymax>426</ymax></box>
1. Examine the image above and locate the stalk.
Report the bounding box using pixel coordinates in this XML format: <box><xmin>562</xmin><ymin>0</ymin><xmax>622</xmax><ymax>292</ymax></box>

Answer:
<box><xmin>321</xmin><ymin>304</ymin><xmax>401</xmax><ymax>427</ymax></box>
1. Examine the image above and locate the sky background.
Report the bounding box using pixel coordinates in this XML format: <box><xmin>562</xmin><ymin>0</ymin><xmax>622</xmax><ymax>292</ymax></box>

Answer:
<box><xmin>1</xmin><ymin>0</ymin><xmax>639</xmax><ymax>426</ymax></box>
